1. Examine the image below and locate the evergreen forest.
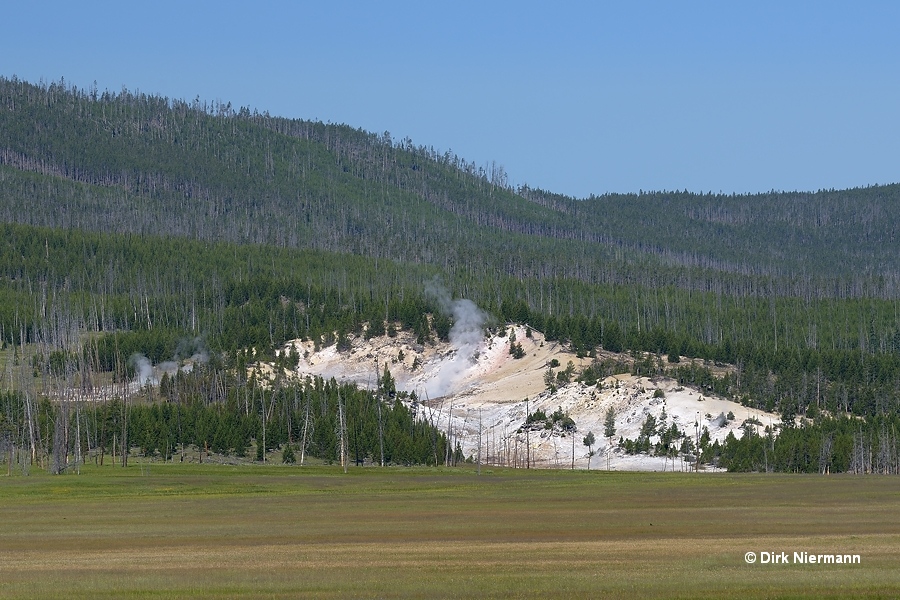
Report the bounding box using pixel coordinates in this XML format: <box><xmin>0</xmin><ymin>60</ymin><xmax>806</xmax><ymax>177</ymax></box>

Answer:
<box><xmin>1</xmin><ymin>75</ymin><xmax>899</xmax><ymax>474</ymax></box>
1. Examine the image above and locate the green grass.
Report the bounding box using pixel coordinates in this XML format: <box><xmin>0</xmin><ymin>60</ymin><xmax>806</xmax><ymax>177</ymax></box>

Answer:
<box><xmin>0</xmin><ymin>465</ymin><xmax>898</xmax><ymax>598</ymax></box>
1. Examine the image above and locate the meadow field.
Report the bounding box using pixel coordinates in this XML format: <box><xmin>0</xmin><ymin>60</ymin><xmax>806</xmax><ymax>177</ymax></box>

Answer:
<box><xmin>1</xmin><ymin>464</ymin><xmax>898</xmax><ymax>599</ymax></box>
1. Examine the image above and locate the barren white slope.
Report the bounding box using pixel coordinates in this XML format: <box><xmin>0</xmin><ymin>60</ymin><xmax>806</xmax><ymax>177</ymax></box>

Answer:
<box><xmin>280</xmin><ymin>325</ymin><xmax>778</xmax><ymax>471</ymax></box>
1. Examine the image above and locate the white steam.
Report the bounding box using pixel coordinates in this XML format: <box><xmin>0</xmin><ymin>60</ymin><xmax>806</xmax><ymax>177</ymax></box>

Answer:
<box><xmin>132</xmin><ymin>354</ymin><xmax>156</xmax><ymax>387</ymax></box>
<box><xmin>424</xmin><ymin>282</ymin><xmax>488</xmax><ymax>398</ymax></box>
<box><xmin>130</xmin><ymin>338</ymin><xmax>209</xmax><ymax>388</ymax></box>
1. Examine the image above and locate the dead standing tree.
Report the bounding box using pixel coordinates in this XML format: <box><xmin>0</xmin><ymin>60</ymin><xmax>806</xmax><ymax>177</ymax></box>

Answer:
<box><xmin>299</xmin><ymin>386</ymin><xmax>312</xmax><ymax>466</ymax></box>
<box><xmin>337</xmin><ymin>389</ymin><xmax>348</xmax><ymax>473</ymax></box>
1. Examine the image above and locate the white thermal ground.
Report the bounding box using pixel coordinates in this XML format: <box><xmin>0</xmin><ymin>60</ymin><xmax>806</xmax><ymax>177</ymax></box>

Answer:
<box><xmin>278</xmin><ymin>326</ymin><xmax>778</xmax><ymax>471</ymax></box>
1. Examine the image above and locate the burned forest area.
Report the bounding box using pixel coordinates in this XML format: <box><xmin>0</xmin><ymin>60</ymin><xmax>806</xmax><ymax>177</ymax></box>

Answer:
<box><xmin>2</xmin><ymin>76</ymin><xmax>900</xmax><ymax>476</ymax></box>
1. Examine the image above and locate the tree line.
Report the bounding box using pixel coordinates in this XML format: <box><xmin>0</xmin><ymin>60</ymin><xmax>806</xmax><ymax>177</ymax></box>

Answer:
<box><xmin>713</xmin><ymin>414</ymin><xmax>900</xmax><ymax>474</ymax></box>
<box><xmin>0</xmin><ymin>359</ymin><xmax>448</xmax><ymax>474</ymax></box>
<box><xmin>2</xmin><ymin>221</ymin><xmax>900</xmax><ymax>424</ymax></box>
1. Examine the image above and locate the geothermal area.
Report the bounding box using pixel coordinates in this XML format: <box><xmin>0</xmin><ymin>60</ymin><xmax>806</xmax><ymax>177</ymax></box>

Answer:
<box><xmin>277</xmin><ymin>316</ymin><xmax>778</xmax><ymax>471</ymax></box>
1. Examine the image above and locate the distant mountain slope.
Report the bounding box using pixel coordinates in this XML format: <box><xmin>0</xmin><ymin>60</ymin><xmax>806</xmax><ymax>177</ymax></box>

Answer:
<box><xmin>1</xmin><ymin>75</ymin><xmax>899</xmax><ymax>297</ymax></box>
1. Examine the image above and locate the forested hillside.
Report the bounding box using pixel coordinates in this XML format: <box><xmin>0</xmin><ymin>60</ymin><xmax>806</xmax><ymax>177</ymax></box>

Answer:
<box><xmin>1</xmin><ymin>75</ymin><xmax>899</xmax><ymax>473</ymax></box>
<box><xmin>2</xmin><ymin>76</ymin><xmax>899</xmax><ymax>297</ymax></box>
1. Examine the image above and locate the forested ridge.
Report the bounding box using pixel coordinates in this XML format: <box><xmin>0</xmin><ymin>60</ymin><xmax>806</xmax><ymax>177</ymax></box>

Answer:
<box><xmin>1</xmin><ymin>75</ymin><xmax>899</xmax><ymax>473</ymax></box>
<box><xmin>3</xmin><ymin>76</ymin><xmax>899</xmax><ymax>297</ymax></box>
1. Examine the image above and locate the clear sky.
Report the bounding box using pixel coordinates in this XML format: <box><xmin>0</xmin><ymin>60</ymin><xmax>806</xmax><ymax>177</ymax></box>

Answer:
<box><xmin>4</xmin><ymin>1</ymin><xmax>898</xmax><ymax>198</ymax></box>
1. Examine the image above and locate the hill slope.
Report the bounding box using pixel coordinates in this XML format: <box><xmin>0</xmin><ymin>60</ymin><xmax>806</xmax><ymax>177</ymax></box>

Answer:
<box><xmin>2</xmin><ymin>76</ymin><xmax>900</xmax><ymax>297</ymax></box>
<box><xmin>275</xmin><ymin>325</ymin><xmax>777</xmax><ymax>470</ymax></box>
<box><xmin>1</xmin><ymin>75</ymin><xmax>900</xmax><ymax>429</ymax></box>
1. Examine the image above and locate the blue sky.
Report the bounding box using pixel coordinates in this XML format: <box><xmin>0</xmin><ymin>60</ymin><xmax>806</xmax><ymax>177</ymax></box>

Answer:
<box><xmin>4</xmin><ymin>1</ymin><xmax>898</xmax><ymax>198</ymax></box>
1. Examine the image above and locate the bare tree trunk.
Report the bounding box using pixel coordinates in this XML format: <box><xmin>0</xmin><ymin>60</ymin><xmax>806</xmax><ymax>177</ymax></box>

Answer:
<box><xmin>424</xmin><ymin>390</ymin><xmax>438</xmax><ymax>466</ymax></box>
<box><xmin>477</xmin><ymin>408</ymin><xmax>482</xmax><ymax>476</ymax></box>
<box><xmin>443</xmin><ymin>398</ymin><xmax>452</xmax><ymax>467</ymax></box>
<box><xmin>299</xmin><ymin>389</ymin><xmax>310</xmax><ymax>466</ymax></box>
<box><xmin>337</xmin><ymin>391</ymin><xmax>348</xmax><ymax>473</ymax></box>
<box><xmin>121</xmin><ymin>395</ymin><xmax>128</xmax><ymax>468</ymax></box>
<box><xmin>23</xmin><ymin>392</ymin><xmax>36</xmax><ymax>466</ymax></box>
<box><xmin>571</xmin><ymin>431</ymin><xmax>575</xmax><ymax>470</ymax></box>
<box><xmin>377</xmin><ymin>393</ymin><xmax>385</xmax><ymax>467</ymax></box>
<box><xmin>51</xmin><ymin>409</ymin><xmax>65</xmax><ymax>475</ymax></box>
<box><xmin>74</xmin><ymin>401</ymin><xmax>82</xmax><ymax>475</ymax></box>
<box><xmin>261</xmin><ymin>388</ymin><xmax>267</xmax><ymax>463</ymax></box>
<box><xmin>526</xmin><ymin>398</ymin><xmax>530</xmax><ymax>469</ymax></box>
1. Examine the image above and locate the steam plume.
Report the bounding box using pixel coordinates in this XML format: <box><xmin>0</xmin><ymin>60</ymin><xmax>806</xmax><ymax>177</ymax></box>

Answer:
<box><xmin>424</xmin><ymin>282</ymin><xmax>488</xmax><ymax>398</ymax></box>
<box><xmin>131</xmin><ymin>354</ymin><xmax>156</xmax><ymax>387</ymax></box>
<box><xmin>129</xmin><ymin>338</ymin><xmax>210</xmax><ymax>388</ymax></box>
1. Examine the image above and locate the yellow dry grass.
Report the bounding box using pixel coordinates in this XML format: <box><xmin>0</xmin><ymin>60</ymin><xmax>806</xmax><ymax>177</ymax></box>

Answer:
<box><xmin>0</xmin><ymin>465</ymin><xmax>898</xmax><ymax>598</ymax></box>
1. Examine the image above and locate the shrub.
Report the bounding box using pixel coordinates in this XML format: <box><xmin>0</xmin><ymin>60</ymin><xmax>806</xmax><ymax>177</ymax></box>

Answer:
<box><xmin>526</xmin><ymin>408</ymin><xmax>548</xmax><ymax>424</ymax></box>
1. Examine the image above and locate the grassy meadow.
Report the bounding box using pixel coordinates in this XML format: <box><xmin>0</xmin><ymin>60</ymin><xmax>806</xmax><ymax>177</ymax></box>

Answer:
<box><xmin>1</xmin><ymin>464</ymin><xmax>898</xmax><ymax>599</ymax></box>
